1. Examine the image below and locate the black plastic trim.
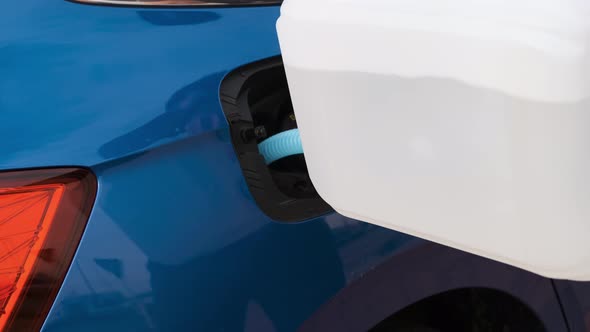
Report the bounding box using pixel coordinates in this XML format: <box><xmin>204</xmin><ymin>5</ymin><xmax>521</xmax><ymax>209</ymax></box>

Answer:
<box><xmin>66</xmin><ymin>0</ymin><xmax>281</xmax><ymax>8</ymax></box>
<box><xmin>220</xmin><ymin>56</ymin><xmax>333</xmax><ymax>222</ymax></box>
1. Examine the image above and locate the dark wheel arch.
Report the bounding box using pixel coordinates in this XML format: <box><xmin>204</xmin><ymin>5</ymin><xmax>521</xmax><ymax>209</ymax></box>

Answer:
<box><xmin>298</xmin><ymin>242</ymin><xmax>566</xmax><ymax>332</ymax></box>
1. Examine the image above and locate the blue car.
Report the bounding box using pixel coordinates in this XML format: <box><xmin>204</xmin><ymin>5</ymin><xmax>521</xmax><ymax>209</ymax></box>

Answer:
<box><xmin>1</xmin><ymin>0</ymin><xmax>589</xmax><ymax>331</ymax></box>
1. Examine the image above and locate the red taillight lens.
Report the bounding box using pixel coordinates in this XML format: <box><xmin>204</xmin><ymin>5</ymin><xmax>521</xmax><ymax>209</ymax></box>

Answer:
<box><xmin>0</xmin><ymin>169</ymin><xmax>96</xmax><ymax>331</ymax></box>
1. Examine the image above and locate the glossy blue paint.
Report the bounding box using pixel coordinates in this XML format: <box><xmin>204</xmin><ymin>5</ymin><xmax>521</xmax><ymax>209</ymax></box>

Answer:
<box><xmin>45</xmin><ymin>137</ymin><xmax>416</xmax><ymax>331</ymax></box>
<box><xmin>0</xmin><ymin>1</ymin><xmax>578</xmax><ymax>331</ymax></box>
<box><xmin>0</xmin><ymin>1</ymin><xmax>280</xmax><ymax>169</ymax></box>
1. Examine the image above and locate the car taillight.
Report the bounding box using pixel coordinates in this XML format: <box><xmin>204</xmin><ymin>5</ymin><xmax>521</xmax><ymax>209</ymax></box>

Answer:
<box><xmin>0</xmin><ymin>168</ymin><xmax>96</xmax><ymax>332</ymax></box>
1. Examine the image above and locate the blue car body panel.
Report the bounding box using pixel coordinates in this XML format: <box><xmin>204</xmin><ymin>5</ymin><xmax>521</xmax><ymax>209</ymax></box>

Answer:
<box><xmin>0</xmin><ymin>1</ymin><xmax>585</xmax><ymax>331</ymax></box>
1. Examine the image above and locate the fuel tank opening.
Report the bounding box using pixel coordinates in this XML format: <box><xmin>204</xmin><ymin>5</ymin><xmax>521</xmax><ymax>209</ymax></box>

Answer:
<box><xmin>219</xmin><ymin>56</ymin><xmax>332</xmax><ymax>222</ymax></box>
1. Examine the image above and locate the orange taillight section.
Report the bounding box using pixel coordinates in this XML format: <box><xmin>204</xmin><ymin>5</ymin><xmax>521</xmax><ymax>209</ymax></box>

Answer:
<box><xmin>0</xmin><ymin>185</ymin><xmax>64</xmax><ymax>330</ymax></box>
<box><xmin>0</xmin><ymin>169</ymin><xmax>96</xmax><ymax>332</ymax></box>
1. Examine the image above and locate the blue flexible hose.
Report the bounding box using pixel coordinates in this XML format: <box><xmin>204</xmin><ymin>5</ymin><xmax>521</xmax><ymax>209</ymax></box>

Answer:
<box><xmin>258</xmin><ymin>128</ymin><xmax>303</xmax><ymax>165</ymax></box>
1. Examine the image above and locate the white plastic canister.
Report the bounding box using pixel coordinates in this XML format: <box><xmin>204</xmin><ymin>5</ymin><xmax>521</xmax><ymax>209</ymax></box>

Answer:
<box><xmin>277</xmin><ymin>0</ymin><xmax>590</xmax><ymax>280</ymax></box>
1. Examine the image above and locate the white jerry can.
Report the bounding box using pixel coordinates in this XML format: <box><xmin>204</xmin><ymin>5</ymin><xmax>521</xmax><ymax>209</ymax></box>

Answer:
<box><xmin>277</xmin><ymin>0</ymin><xmax>590</xmax><ymax>280</ymax></box>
